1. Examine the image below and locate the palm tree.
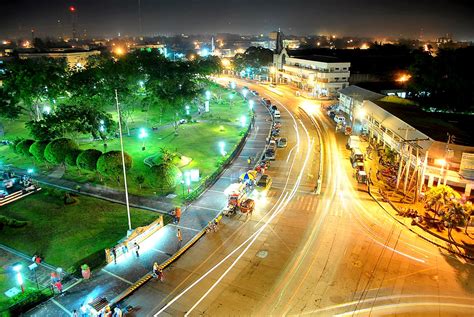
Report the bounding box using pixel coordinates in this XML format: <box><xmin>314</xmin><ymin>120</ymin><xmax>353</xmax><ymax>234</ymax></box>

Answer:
<box><xmin>425</xmin><ymin>185</ymin><xmax>460</xmax><ymax>219</ymax></box>
<box><xmin>443</xmin><ymin>201</ymin><xmax>467</xmax><ymax>243</ymax></box>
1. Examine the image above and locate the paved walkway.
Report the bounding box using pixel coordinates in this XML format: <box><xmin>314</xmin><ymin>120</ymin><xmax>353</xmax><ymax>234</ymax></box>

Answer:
<box><xmin>24</xmin><ymin>96</ymin><xmax>272</xmax><ymax>316</ymax></box>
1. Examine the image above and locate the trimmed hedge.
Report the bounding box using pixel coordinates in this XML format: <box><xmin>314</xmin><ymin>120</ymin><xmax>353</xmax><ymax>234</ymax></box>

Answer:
<box><xmin>150</xmin><ymin>163</ymin><xmax>182</xmax><ymax>192</ymax></box>
<box><xmin>97</xmin><ymin>151</ymin><xmax>132</xmax><ymax>178</ymax></box>
<box><xmin>44</xmin><ymin>138</ymin><xmax>79</xmax><ymax>165</ymax></box>
<box><xmin>29</xmin><ymin>140</ymin><xmax>50</xmax><ymax>162</ymax></box>
<box><xmin>76</xmin><ymin>149</ymin><xmax>102</xmax><ymax>171</ymax></box>
<box><xmin>65</xmin><ymin>149</ymin><xmax>83</xmax><ymax>167</ymax></box>
<box><xmin>15</xmin><ymin>139</ymin><xmax>35</xmax><ymax>157</ymax></box>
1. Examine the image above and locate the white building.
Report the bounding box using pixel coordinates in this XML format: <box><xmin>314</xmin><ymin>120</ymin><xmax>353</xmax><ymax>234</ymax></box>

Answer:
<box><xmin>359</xmin><ymin>97</ymin><xmax>474</xmax><ymax>197</ymax></box>
<box><xmin>273</xmin><ymin>47</ymin><xmax>350</xmax><ymax>98</ymax></box>
<box><xmin>18</xmin><ymin>49</ymin><xmax>100</xmax><ymax>68</ymax></box>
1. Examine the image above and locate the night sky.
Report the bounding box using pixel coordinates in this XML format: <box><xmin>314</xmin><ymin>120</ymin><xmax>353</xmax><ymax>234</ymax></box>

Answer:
<box><xmin>1</xmin><ymin>0</ymin><xmax>473</xmax><ymax>40</ymax></box>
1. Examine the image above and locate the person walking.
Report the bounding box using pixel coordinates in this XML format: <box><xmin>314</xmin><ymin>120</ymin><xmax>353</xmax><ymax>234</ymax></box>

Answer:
<box><xmin>121</xmin><ymin>244</ymin><xmax>128</xmax><ymax>255</ymax></box>
<box><xmin>111</xmin><ymin>247</ymin><xmax>117</xmax><ymax>264</ymax></box>
<box><xmin>177</xmin><ymin>229</ymin><xmax>183</xmax><ymax>248</ymax></box>
<box><xmin>175</xmin><ymin>207</ymin><xmax>181</xmax><ymax>224</ymax></box>
<box><xmin>133</xmin><ymin>242</ymin><xmax>140</xmax><ymax>258</ymax></box>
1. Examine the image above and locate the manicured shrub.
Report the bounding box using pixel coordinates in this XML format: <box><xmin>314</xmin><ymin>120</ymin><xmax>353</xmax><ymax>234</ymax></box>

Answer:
<box><xmin>65</xmin><ymin>149</ymin><xmax>83</xmax><ymax>167</ymax></box>
<box><xmin>76</xmin><ymin>149</ymin><xmax>102</xmax><ymax>171</ymax></box>
<box><xmin>29</xmin><ymin>140</ymin><xmax>50</xmax><ymax>162</ymax></box>
<box><xmin>15</xmin><ymin>139</ymin><xmax>35</xmax><ymax>157</ymax></box>
<box><xmin>96</xmin><ymin>151</ymin><xmax>132</xmax><ymax>179</ymax></box>
<box><xmin>150</xmin><ymin>163</ymin><xmax>182</xmax><ymax>192</ymax></box>
<box><xmin>44</xmin><ymin>138</ymin><xmax>79</xmax><ymax>165</ymax></box>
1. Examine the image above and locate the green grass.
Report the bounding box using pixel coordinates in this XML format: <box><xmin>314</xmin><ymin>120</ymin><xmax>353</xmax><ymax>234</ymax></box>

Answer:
<box><xmin>0</xmin><ymin>85</ymin><xmax>249</xmax><ymax>200</ymax></box>
<box><xmin>0</xmin><ymin>188</ymin><xmax>161</xmax><ymax>270</ymax></box>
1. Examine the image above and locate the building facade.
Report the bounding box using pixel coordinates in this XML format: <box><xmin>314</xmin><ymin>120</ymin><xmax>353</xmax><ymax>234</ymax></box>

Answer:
<box><xmin>273</xmin><ymin>47</ymin><xmax>350</xmax><ymax>98</ymax></box>
<box><xmin>358</xmin><ymin>98</ymin><xmax>474</xmax><ymax>197</ymax></box>
<box><xmin>18</xmin><ymin>49</ymin><xmax>100</xmax><ymax>68</ymax></box>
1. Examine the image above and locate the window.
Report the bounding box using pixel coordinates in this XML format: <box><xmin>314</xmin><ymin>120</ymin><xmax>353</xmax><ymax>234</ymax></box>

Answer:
<box><xmin>335</xmin><ymin>67</ymin><xmax>340</xmax><ymax>70</ymax></box>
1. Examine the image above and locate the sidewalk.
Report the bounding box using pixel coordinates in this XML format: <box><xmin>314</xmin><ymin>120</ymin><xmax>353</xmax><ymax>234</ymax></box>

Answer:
<box><xmin>24</xmin><ymin>98</ymin><xmax>272</xmax><ymax>316</ymax></box>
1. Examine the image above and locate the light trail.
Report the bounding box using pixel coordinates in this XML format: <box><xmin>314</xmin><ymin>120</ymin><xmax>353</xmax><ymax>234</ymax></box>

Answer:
<box><xmin>181</xmin><ymin>92</ymin><xmax>313</xmax><ymax>317</ymax></box>
<box><xmin>154</xmin><ymin>86</ymin><xmax>311</xmax><ymax>316</ymax></box>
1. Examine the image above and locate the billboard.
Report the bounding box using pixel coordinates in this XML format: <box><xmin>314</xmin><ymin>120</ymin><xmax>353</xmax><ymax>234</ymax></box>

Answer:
<box><xmin>459</xmin><ymin>152</ymin><xmax>474</xmax><ymax>180</ymax></box>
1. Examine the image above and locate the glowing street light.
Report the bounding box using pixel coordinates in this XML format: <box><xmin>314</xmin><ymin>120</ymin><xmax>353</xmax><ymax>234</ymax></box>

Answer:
<box><xmin>99</xmin><ymin>119</ymin><xmax>105</xmax><ymax>132</ymax></box>
<box><xmin>185</xmin><ymin>105</ymin><xmax>190</xmax><ymax>115</ymax></box>
<box><xmin>242</xmin><ymin>88</ymin><xmax>249</xmax><ymax>99</ymax></box>
<box><xmin>27</xmin><ymin>168</ymin><xmax>34</xmax><ymax>174</ymax></box>
<box><xmin>138</xmin><ymin>80</ymin><xmax>145</xmax><ymax>88</ymax></box>
<box><xmin>356</xmin><ymin>107</ymin><xmax>366</xmax><ymax>120</ymax></box>
<box><xmin>240</xmin><ymin>116</ymin><xmax>247</xmax><ymax>127</ymax></box>
<box><xmin>139</xmin><ymin>128</ymin><xmax>148</xmax><ymax>151</ymax></box>
<box><xmin>43</xmin><ymin>105</ymin><xmax>51</xmax><ymax>114</ymax></box>
<box><xmin>219</xmin><ymin>141</ymin><xmax>226</xmax><ymax>156</ymax></box>
<box><xmin>230</xmin><ymin>81</ymin><xmax>236</xmax><ymax>89</ymax></box>
<box><xmin>396</xmin><ymin>73</ymin><xmax>411</xmax><ymax>83</ymax></box>
<box><xmin>249</xmin><ymin>100</ymin><xmax>254</xmax><ymax>111</ymax></box>
<box><xmin>13</xmin><ymin>264</ymin><xmax>24</xmax><ymax>293</ymax></box>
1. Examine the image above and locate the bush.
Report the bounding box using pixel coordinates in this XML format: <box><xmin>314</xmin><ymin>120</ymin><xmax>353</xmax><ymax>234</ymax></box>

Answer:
<box><xmin>9</xmin><ymin>288</ymin><xmax>52</xmax><ymax>316</ymax></box>
<box><xmin>9</xmin><ymin>137</ymin><xmax>23</xmax><ymax>153</ymax></box>
<box><xmin>44</xmin><ymin>138</ymin><xmax>79</xmax><ymax>165</ymax></box>
<box><xmin>65</xmin><ymin>149</ymin><xmax>83</xmax><ymax>167</ymax></box>
<box><xmin>29</xmin><ymin>140</ymin><xmax>50</xmax><ymax>162</ymax></box>
<box><xmin>96</xmin><ymin>151</ymin><xmax>132</xmax><ymax>179</ymax></box>
<box><xmin>76</xmin><ymin>149</ymin><xmax>102</xmax><ymax>171</ymax></box>
<box><xmin>150</xmin><ymin>163</ymin><xmax>182</xmax><ymax>192</ymax></box>
<box><xmin>0</xmin><ymin>215</ymin><xmax>28</xmax><ymax>230</ymax></box>
<box><xmin>15</xmin><ymin>139</ymin><xmax>35</xmax><ymax>157</ymax></box>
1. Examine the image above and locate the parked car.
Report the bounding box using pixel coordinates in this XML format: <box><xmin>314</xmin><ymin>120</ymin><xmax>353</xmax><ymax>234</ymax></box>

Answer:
<box><xmin>264</xmin><ymin>149</ymin><xmax>276</xmax><ymax>160</ymax></box>
<box><xmin>334</xmin><ymin>114</ymin><xmax>346</xmax><ymax>125</ymax></box>
<box><xmin>256</xmin><ymin>174</ymin><xmax>273</xmax><ymax>193</ymax></box>
<box><xmin>277</xmin><ymin>137</ymin><xmax>287</xmax><ymax>148</ymax></box>
<box><xmin>346</xmin><ymin>136</ymin><xmax>360</xmax><ymax>150</ymax></box>
<box><xmin>273</xmin><ymin>110</ymin><xmax>281</xmax><ymax>119</ymax></box>
<box><xmin>268</xmin><ymin>140</ymin><xmax>277</xmax><ymax>151</ymax></box>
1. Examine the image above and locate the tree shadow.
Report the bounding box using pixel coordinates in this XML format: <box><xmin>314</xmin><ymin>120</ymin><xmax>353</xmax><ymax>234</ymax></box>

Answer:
<box><xmin>440</xmin><ymin>250</ymin><xmax>474</xmax><ymax>294</ymax></box>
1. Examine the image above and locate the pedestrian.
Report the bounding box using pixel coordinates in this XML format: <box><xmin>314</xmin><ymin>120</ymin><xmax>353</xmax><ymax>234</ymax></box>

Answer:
<box><xmin>157</xmin><ymin>267</ymin><xmax>164</xmax><ymax>282</ymax></box>
<box><xmin>121</xmin><ymin>244</ymin><xmax>128</xmax><ymax>255</ymax></box>
<box><xmin>111</xmin><ymin>247</ymin><xmax>117</xmax><ymax>264</ymax></box>
<box><xmin>177</xmin><ymin>229</ymin><xmax>183</xmax><ymax>247</ymax></box>
<box><xmin>133</xmin><ymin>242</ymin><xmax>140</xmax><ymax>258</ymax></box>
<box><xmin>54</xmin><ymin>280</ymin><xmax>63</xmax><ymax>294</ymax></box>
<box><xmin>152</xmin><ymin>262</ymin><xmax>159</xmax><ymax>278</ymax></box>
<box><xmin>175</xmin><ymin>207</ymin><xmax>181</xmax><ymax>224</ymax></box>
<box><xmin>72</xmin><ymin>309</ymin><xmax>78</xmax><ymax>317</ymax></box>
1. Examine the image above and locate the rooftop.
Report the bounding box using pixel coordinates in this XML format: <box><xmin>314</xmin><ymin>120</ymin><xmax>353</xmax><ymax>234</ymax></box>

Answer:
<box><xmin>339</xmin><ymin>85</ymin><xmax>384</xmax><ymax>102</ymax></box>
<box><xmin>372</xmin><ymin>99</ymin><xmax>474</xmax><ymax>146</ymax></box>
<box><xmin>286</xmin><ymin>49</ymin><xmax>344</xmax><ymax>63</ymax></box>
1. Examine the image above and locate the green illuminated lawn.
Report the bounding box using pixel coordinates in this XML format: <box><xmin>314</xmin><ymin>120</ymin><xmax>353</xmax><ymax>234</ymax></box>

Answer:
<box><xmin>0</xmin><ymin>84</ymin><xmax>249</xmax><ymax>199</ymax></box>
<box><xmin>0</xmin><ymin>188</ymin><xmax>162</xmax><ymax>271</ymax></box>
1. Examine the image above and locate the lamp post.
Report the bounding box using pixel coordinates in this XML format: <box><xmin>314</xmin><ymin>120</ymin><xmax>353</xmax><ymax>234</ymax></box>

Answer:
<box><xmin>115</xmin><ymin>89</ymin><xmax>132</xmax><ymax>234</ymax></box>
<box><xmin>219</xmin><ymin>141</ymin><xmax>226</xmax><ymax>156</ymax></box>
<box><xmin>242</xmin><ymin>88</ymin><xmax>248</xmax><ymax>99</ymax></box>
<box><xmin>139</xmin><ymin>128</ymin><xmax>148</xmax><ymax>151</ymax></box>
<box><xmin>13</xmin><ymin>264</ymin><xmax>24</xmax><ymax>293</ymax></box>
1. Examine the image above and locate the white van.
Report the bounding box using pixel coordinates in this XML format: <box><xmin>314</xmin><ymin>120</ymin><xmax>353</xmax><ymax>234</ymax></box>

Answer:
<box><xmin>273</xmin><ymin>110</ymin><xmax>281</xmax><ymax>118</ymax></box>
<box><xmin>346</xmin><ymin>135</ymin><xmax>360</xmax><ymax>150</ymax></box>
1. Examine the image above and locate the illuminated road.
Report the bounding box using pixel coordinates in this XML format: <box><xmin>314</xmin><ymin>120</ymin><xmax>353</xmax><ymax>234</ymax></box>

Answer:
<box><xmin>123</xmin><ymin>79</ymin><xmax>474</xmax><ymax>316</ymax></box>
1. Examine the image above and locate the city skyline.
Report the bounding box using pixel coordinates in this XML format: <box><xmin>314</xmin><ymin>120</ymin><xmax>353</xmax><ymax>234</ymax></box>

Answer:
<box><xmin>1</xmin><ymin>0</ymin><xmax>474</xmax><ymax>40</ymax></box>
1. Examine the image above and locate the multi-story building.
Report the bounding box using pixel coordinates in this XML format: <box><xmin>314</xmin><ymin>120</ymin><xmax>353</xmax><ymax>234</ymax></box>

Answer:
<box><xmin>357</xmin><ymin>96</ymin><xmax>474</xmax><ymax>197</ymax></box>
<box><xmin>273</xmin><ymin>32</ymin><xmax>350</xmax><ymax>98</ymax></box>
<box><xmin>18</xmin><ymin>49</ymin><xmax>100</xmax><ymax>68</ymax></box>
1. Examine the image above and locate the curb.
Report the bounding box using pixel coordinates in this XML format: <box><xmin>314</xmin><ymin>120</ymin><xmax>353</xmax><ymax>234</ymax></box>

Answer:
<box><xmin>110</xmin><ymin>225</ymin><xmax>209</xmax><ymax>305</ymax></box>
<box><xmin>368</xmin><ymin>188</ymin><xmax>474</xmax><ymax>260</ymax></box>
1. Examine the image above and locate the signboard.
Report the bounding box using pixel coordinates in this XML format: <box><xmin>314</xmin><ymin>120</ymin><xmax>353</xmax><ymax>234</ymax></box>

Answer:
<box><xmin>459</xmin><ymin>152</ymin><xmax>474</xmax><ymax>180</ymax></box>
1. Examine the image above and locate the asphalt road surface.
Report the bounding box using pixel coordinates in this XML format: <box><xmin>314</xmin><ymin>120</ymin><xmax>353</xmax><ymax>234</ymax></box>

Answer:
<box><xmin>122</xmin><ymin>78</ymin><xmax>474</xmax><ymax>316</ymax></box>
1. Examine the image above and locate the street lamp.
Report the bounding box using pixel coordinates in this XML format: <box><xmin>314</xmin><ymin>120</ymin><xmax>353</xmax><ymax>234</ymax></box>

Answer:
<box><xmin>27</xmin><ymin>168</ymin><xmax>34</xmax><ymax>175</ymax></box>
<box><xmin>240</xmin><ymin>116</ymin><xmax>247</xmax><ymax>127</ymax></box>
<box><xmin>99</xmin><ymin>120</ymin><xmax>105</xmax><ymax>132</ymax></box>
<box><xmin>13</xmin><ymin>264</ymin><xmax>24</xmax><ymax>293</ymax></box>
<box><xmin>242</xmin><ymin>88</ymin><xmax>248</xmax><ymax>99</ymax></box>
<box><xmin>139</xmin><ymin>128</ymin><xmax>148</xmax><ymax>151</ymax></box>
<box><xmin>248</xmin><ymin>100</ymin><xmax>254</xmax><ymax>112</ymax></box>
<box><xmin>138</xmin><ymin>80</ymin><xmax>145</xmax><ymax>88</ymax></box>
<box><xmin>219</xmin><ymin>141</ymin><xmax>226</xmax><ymax>156</ymax></box>
<box><xmin>185</xmin><ymin>105</ymin><xmax>190</xmax><ymax>115</ymax></box>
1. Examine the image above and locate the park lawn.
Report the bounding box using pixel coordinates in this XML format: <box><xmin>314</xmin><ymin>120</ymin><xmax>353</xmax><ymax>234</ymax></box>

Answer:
<box><xmin>0</xmin><ymin>84</ymin><xmax>249</xmax><ymax>199</ymax></box>
<box><xmin>0</xmin><ymin>188</ymin><xmax>161</xmax><ymax>271</ymax></box>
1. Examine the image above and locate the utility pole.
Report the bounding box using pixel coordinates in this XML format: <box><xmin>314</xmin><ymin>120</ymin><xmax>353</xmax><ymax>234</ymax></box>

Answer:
<box><xmin>115</xmin><ymin>90</ymin><xmax>132</xmax><ymax>234</ymax></box>
<box><xmin>440</xmin><ymin>133</ymin><xmax>455</xmax><ymax>185</ymax></box>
